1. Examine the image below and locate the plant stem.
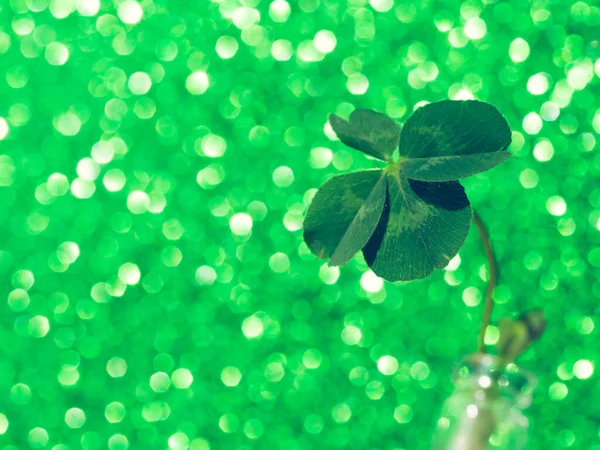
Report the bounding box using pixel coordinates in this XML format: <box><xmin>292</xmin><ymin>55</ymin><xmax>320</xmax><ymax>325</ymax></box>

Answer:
<box><xmin>472</xmin><ymin>211</ymin><xmax>497</xmax><ymax>353</ymax></box>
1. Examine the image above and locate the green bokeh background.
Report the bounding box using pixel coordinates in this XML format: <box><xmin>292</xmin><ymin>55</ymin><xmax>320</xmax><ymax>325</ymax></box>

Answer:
<box><xmin>1</xmin><ymin>0</ymin><xmax>599</xmax><ymax>448</ymax></box>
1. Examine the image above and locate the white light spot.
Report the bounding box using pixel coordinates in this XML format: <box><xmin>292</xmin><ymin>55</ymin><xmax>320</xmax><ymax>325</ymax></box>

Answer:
<box><xmin>45</xmin><ymin>42</ymin><xmax>69</xmax><ymax>66</ymax></box>
<box><xmin>76</xmin><ymin>157</ymin><xmax>100</xmax><ymax>181</ymax></box>
<box><xmin>103</xmin><ymin>169</ymin><xmax>126</xmax><ymax>192</ymax></box>
<box><xmin>464</xmin><ymin>17</ymin><xmax>486</xmax><ymax>40</ymax></box>
<box><xmin>65</xmin><ymin>408</ymin><xmax>86</xmax><ymax>429</ymax></box>
<box><xmin>0</xmin><ymin>117</ymin><xmax>9</xmax><ymax>140</ymax></box>
<box><xmin>522</xmin><ymin>112</ymin><xmax>542</xmax><ymax>135</ymax></box>
<box><xmin>57</xmin><ymin>242</ymin><xmax>80</xmax><ymax>264</ymax></box>
<box><xmin>201</xmin><ymin>134</ymin><xmax>227</xmax><ymax>158</ymax></box>
<box><xmin>230</xmin><ymin>213</ymin><xmax>253</xmax><ymax>235</ymax></box>
<box><xmin>186</xmin><ymin>71</ymin><xmax>209</xmax><ymax>95</ymax></box>
<box><xmin>509</xmin><ymin>38</ymin><xmax>530</xmax><ymax>63</ymax></box>
<box><xmin>377</xmin><ymin>355</ymin><xmax>399</xmax><ymax>375</ymax></box>
<box><xmin>232</xmin><ymin>7</ymin><xmax>260</xmax><ymax>29</ymax></box>
<box><xmin>269</xmin><ymin>0</ymin><xmax>290</xmax><ymax>22</ymax></box>
<box><xmin>332</xmin><ymin>403</ymin><xmax>351</xmax><ymax>423</ymax></box>
<box><xmin>314</xmin><ymin>30</ymin><xmax>336</xmax><ymax>53</ymax></box>
<box><xmin>55</xmin><ymin>112</ymin><xmax>81</xmax><ymax>136</ymax></box>
<box><xmin>341</xmin><ymin>325</ymin><xmax>362</xmax><ymax>345</ymax></box>
<box><xmin>150</xmin><ymin>372</ymin><xmax>171</xmax><ymax>393</ymax></box>
<box><xmin>394</xmin><ymin>404</ymin><xmax>413</xmax><ymax>424</ymax></box>
<box><xmin>91</xmin><ymin>141</ymin><xmax>115</xmax><ymax>164</ymax></box>
<box><xmin>462</xmin><ymin>286</ymin><xmax>481</xmax><ymax>307</ymax></box>
<box><xmin>107</xmin><ymin>357</ymin><xmax>127</xmax><ymax>377</ymax></box>
<box><xmin>310</xmin><ymin>147</ymin><xmax>332</xmax><ymax>168</ymax></box>
<box><xmin>540</xmin><ymin>101</ymin><xmax>560</xmax><ymax>121</ymax></box>
<box><xmin>347</xmin><ymin>73</ymin><xmax>369</xmax><ymax>95</ymax></box>
<box><xmin>172</xmin><ymin>368</ymin><xmax>194</xmax><ymax>389</ymax></box>
<box><xmin>70</xmin><ymin>178</ymin><xmax>95</xmax><ymax>199</ymax></box>
<box><xmin>118</xmin><ymin>0</ymin><xmax>143</xmax><ymax>25</ymax></box>
<box><xmin>546</xmin><ymin>196</ymin><xmax>566</xmax><ymax>216</ymax></box>
<box><xmin>445</xmin><ymin>254</ymin><xmax>461</xmax><ymax>271</ymax></box>
<box><xmin>484</xmin><ymin>325</ymin><xmax>500</xmax><ymax>345</ymax></box>
<box><xmin>269</xmin><ymin>252</ymin><xmax>290</xmax><ymax>273</ymax></box>
<box><xmin>451</xmin><ymin>88</ymin><xmax>474</xmax><ymax>100</ymax></box>
<box><xmin>195</xmin><ymin>266</ymin><xmax>217</xmax><ymax>286</ymax></box>
<box><xmin>128</xmin><ymin>71</ymin><xmax>152</xmax><ymax>95</ymax></box>
<box><xmin>28</xmin><ymin>315</ymin><xmax>50</xmax><ymax>337</ymax></box>
<box><xmin>0</xmin><ymin>413</ymin><xmax>7</xmax><ymax>434</ymax></box>
<box><xmin>466</xmin><ymin>404</ymin><xmax>478</xmax><ymax>418</ymax></box>
<box><xmin>298</xmin><ymin>40</ymin><xmax>323</xmax><ymax>62</ymax></box>
<box><xmin>168</xmin><ymin>432</ymin><xmax>189</xmax><ymax>450</ymax></box>
<box><xmin>519</xmin><ymin>168</ymin><xmax>539</xmax><ymax>189</ymax></box>
<box><xmin>319</xmin><ymin>264</ymin><xmax>339</xmax><ymax>284</ymax></box>
<box><xmin>360</xmin><ymin>270</ymin><xmax>383</xmax><ymax>293</ymax></box>
<box><xmin>28</xmin><ymin>427</ymin><xmax>49</xmax><ymax>447</ymax></box>
<box><xmin>242</xmin><ymin>315</ymin><xmax>264</xmax><ymax>339</ymax></box>
<box><xmin>478</xmin><ymin>375</ymin><xmax>492</xmax><ymax>388</ymax></box>
<box><xmin>75</xmin><ymin>0</ymin><xmax>100</xmax><ymax>16</ymax></box>
<box><xmin>527</xmin><ymin>73</ymin><xmax>550</xmax><ymax>95</ymax></box>
<box><xmin>216</xmin><ymin>36</ymin><xmax>239</xmax><ymax>59</ymax></box>
<box><xmin>127</xmin><ymin>190</ymin><xmax>150</xmax><ymax>214</ymax></box>
<box><xmin>221</xmin><ymin>366</ymin><xmax>242</xmax><ymax>387</ymax></box>
<box><xmin>568</xmin><ymin>64</ymin><xmax>593</xmax><ymax>91</ymax></box>
<box><xmin>118</xmin><ymin>262</ymin><xmax>141</xmax><ymax>285</ymax></box>
<box><xmin>580</xmin><ymin>317</ymin><xmax>595</xmax><ymax>334</ymax></box>
<box><xmin>573</xmin><ymin>359</ymin><xmax>594</xmax><ymax>379</ymax></box>
<box><xmin>8</xmin><ymin>289</ymin><xmax>30</xmax><ymax>311</ymax></box>
<box><xmin>533</xmin><ymin>139</ymin><xmax>554</xmax><ymax>162</ymax></box>
<box><xmin>594</xmin><ymin>110</ymin><xmax>600</xmax><ymax>134</ymax></box>
<box><xmin>369</xmin><ymin>0</ymin><xmax>393</xmax><ymax>12</ymax></box>
<box><xmin>271</xmin><ymin>39</ymin><xmax>293</xmax><ymax>61</ymax></box>
<box><xmin>272</xmin><ymin>166</ymin><xmax>294</xmax><ymax>187</ymax></box>
<box><xmin>448</xmin><ymin>27</ymin><xmax>468</xmax><ymax>48</ymax></box>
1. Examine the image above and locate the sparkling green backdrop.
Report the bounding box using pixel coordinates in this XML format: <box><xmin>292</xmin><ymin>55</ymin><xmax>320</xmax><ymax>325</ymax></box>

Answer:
<box><xmin>0</xmin><ymin>0</ymin><xmax>599</xmax><ymax>448</ymax></box>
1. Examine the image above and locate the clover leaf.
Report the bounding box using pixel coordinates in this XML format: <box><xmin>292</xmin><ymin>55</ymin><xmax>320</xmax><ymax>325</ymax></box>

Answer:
<box><xmin>329</xmin><ymin>109</ymin><xmax>400</xmax><ymax>162</ymax></box>
<box><xmin>304</xmin><ymin>100</ymin><xmax>512</xmax><ymax>282</ymax></box>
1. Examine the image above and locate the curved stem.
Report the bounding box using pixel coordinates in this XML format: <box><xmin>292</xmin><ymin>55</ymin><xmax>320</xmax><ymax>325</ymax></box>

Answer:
<box><xmin>472</xmin><ymin>211</ymin><xmax>497</xmax><ymax>353</ymax></box>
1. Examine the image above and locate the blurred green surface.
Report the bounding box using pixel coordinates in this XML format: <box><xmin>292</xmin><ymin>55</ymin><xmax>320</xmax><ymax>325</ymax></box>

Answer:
<box><xmin>0</xmin><ymin>0</ymin><xmax>599</xmax><ymax>449</ymax></box>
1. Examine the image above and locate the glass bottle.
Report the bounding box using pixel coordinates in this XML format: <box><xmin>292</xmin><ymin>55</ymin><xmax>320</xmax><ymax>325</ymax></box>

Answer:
<box><xmin>430</xmin><ymin>353</ymin><xmax>537</xmax><ymax>450</ymax></box>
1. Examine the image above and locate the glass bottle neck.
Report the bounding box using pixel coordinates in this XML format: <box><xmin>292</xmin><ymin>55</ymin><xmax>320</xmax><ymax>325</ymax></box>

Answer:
<box><xmin>454</xmin><ymin>354</ymin><xmax>537</xmax><ymax>409</ymax></box>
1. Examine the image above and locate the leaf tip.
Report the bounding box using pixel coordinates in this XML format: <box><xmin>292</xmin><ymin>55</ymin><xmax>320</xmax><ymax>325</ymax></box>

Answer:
<box><xmin>328</xmin><ymin>113</ymin><xmax>344</xmax><ymax>126</ymax></box>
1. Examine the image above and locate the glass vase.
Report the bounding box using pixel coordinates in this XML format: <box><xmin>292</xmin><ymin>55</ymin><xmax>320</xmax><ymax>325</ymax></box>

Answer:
<box><xmin>430</xmin><ymin>353</ymin><xmax>537</xmax><ymax>450</ymax></box>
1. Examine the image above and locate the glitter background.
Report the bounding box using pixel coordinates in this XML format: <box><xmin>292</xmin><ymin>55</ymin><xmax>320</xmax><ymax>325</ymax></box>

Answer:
<box><xmin>0</xmin><ymin>0</ymin><xmax>599</xmax><ymax>449</ymax></box>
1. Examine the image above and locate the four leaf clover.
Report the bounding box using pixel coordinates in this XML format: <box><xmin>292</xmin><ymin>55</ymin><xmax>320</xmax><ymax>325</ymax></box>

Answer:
<box><xmin>303</xmin><ymin>100</ymin><xmax>512</xmax><ymax>282</ymax></box>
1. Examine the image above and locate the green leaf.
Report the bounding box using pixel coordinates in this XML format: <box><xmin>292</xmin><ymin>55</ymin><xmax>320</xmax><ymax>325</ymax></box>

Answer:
<box><xmin>401</xmin><ymin>152</ymin><xmax>512</xmax><ymax>182</ymax></box>
<box><xmin>304</xmin><ymin>170</ymin><xmax>387</xmax><ymax>263</ymax></box>
<box><xmin>399</xmin><ymin>100</ymin><xmax>512</xmax><ymax>181</ymax></box>
<box><xmin>329</xmin><ymin>174</ymin><xmax>387</xmax><ymax>266</ymax></box>
<box><xmin>363</xmin><ymin>172</ymin><xmax>472</xmax><ymax>281</ymax></box>
<box><xmin>329</xmin><ymin>109</ymin><xmax>400</xmax><ymax>161</ymax></box>
<box><xmin>304</xmin><ymin>100</ymin><xmax>513</xmax><ymax>283</ymax></box>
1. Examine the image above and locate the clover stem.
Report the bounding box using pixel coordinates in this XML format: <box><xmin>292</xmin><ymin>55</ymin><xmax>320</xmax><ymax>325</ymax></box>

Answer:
<box><xmin>472</xmin><ymin>211</ymin><xmax>497</xmax><ymax>353</ymax></box>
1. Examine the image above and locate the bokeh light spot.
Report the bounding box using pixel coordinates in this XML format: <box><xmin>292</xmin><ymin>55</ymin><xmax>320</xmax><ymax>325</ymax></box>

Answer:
<box><xmin>377</xmin><ymin>355</ymin><xmax>399</xmax><ymax>375</ymax></box>
<box><xmin>464</xmin><ymin>17</ymin><xmax>486</xmax><ymax>39</ymax></box>
<box><xmin>573</xmin><ymin>360</ymin><xmax>594</xmax><ymax>379</ymax></box>
<box><xmin>186</xmin><ymin>72</ymin><xmax>209</xmax><ymax>95</ymax></box>
<box><xmin>230</xmin><ymin>213</ymin><xmax>253</xmax><ymax>235</ymax></box>
<box><xmin>118</xmin><ymin>0</ymin><xmax>143</xmax><ymax>24</ymax></box>
<box><xmin>118</xmin><ymin>263</ymin><xmax>141</xmax><ymax>285</ymax></box>
<box><xmin>509</xmin><ymin>38</ymin><xmax>530</xmax><ymax>62</ymax></box>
